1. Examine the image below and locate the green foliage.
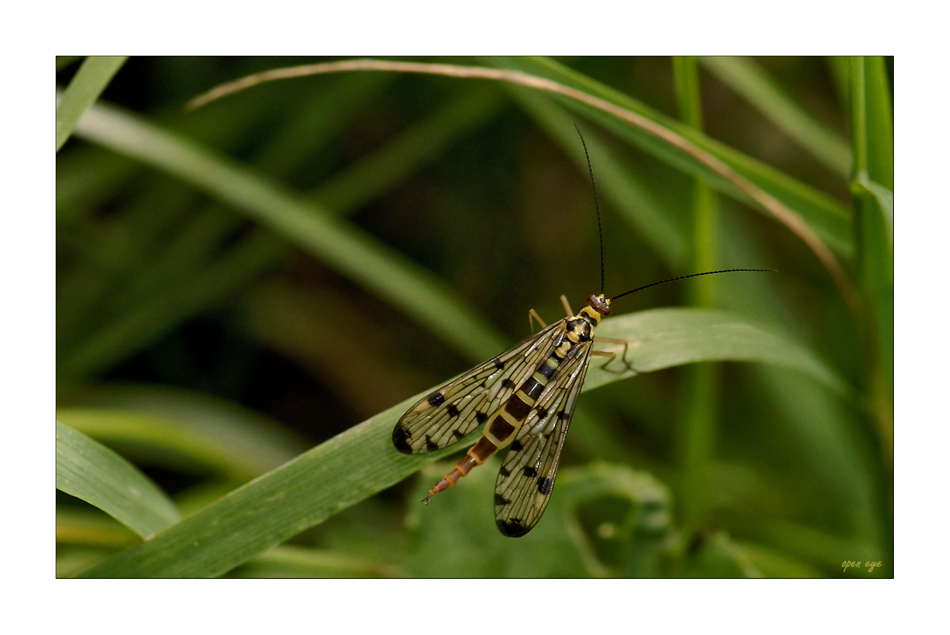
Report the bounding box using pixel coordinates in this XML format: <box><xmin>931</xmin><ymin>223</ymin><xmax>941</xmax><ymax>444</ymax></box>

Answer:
<box><xmin>57</xmin><ymin>420</ymin><xmax>180</xmax><ymax>538</ymax></box>
<box><xmin>55</xmin><ymin>56</ymin><xmax>127</xmax><ymax>151</ymax></box>
<box><xmin>56</xmin><ymin>56</ymin><xmax>893</xmax><ymax>578</ymax></box>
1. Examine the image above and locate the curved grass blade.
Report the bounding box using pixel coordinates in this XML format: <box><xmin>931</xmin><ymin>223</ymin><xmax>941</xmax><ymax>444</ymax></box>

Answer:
<box><xmin>592</xmin><ymin>308</ymin><xmax>846</xmax><ymax>395</ymax></box>
<box><xmin>78</xmin><ymin>308</ymin><xmax>840</xmax><ymax>577</ymax></box>
<box><xmin>67</xmin><ymin>95</ymin><xmax>507</xmax><ymax>365</ymax></box>
<box><xmin>57</xmin><ymin>421</ymin><xmax>180</xmax><ymax>539</ymax></box>
<box><xmin>59</xmin><ymin>384</ymin><xmax>309</xmax><ymax>482</ymax></box>
<box><xmin>185</xmin><ymin>58</ymin><xmax>856</xmax><ymax>307</ymax></box>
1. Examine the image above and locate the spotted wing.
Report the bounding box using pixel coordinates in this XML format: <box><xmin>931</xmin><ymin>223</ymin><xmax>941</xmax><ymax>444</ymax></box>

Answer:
<box><xmin>493</xmin><ymin>339</ymin><xmax>594</xmax><ymax>537</ymax></box>
<box><xmin>393</xmin><ymin>319</ymin><xmax>569</xmax><ymax>455</ymax></box>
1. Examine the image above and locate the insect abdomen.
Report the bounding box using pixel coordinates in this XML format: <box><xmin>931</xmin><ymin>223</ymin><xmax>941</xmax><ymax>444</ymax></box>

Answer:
<box><xmin>423</xmin><ymin>335</ymin><xmax>575</xmax><ymax>502</ymax></box>
<box><xmin>488</xmin><ymin>340</ymin><xmax>570</xmax><ymax>446</ymax></box>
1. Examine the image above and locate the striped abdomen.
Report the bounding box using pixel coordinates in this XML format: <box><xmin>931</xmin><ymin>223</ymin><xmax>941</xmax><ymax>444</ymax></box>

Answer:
<box><xmin>422</xmin><ymin>306</ymin><xmax>601</xmax><ymax>502</ymax></box>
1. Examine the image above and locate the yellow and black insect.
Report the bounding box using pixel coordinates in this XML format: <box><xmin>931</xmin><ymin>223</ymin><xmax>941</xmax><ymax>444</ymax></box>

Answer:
<box><xmin>392</xmin><ymin>128</ymin><xmax>773</xmax><ymax>537</ymax></box>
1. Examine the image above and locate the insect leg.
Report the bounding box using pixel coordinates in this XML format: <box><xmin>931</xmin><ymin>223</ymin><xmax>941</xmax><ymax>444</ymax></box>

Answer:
<box><xmin>528</xmin><ymin>308</ymin><xmax>548</xmax><ymax>335</ymax></box>
<box><xmin>560</xmin><ymin>295</ymin><xmax>574</xmax><ymax>317</ymax></box>
<box><xmin>592</xmin><ymin>336</ymin><xmax>630</xmax><ymax>373</ymax></box>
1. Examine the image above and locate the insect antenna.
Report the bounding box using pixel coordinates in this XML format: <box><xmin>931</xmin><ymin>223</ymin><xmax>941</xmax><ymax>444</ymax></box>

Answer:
<box><xmin>574</xmin><ymin>123</ymin><xmax>605</xmax><ymax>296</ymax></box>
<box><xmin>571</xmin><ymin>126</ymin><xmax>775</xmax><ymax>305</ymax></box>
<box><xmin>610</xmin><ymin>268</ymin><xmax>778</xmax><ymax>302</ymax></box>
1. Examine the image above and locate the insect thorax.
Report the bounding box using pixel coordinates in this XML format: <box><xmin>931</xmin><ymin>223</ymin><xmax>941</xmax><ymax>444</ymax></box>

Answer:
<box><xmin>566</xmin><ymin>306</ymin><xmax>601</xmax><ymax>343</ymax></box>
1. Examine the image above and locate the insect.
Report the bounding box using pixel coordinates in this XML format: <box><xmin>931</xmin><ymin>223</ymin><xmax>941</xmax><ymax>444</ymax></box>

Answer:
<box><xmin>392</xmin><ymin>129</ymin><xmax>774</xmax><ymax>537</ymax></box>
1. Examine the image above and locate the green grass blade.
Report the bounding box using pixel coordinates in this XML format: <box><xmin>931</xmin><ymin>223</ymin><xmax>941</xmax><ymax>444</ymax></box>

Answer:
<box><xmin>857</xmin><ymin>180</ymin><xmax>893</xmax><ymax>238</ymax></box>
<box><xmin>592</xmin><ymin>308</ymin><xmax>847</xmax><ymax>394</ymax></box>
<box><xmin>58</xmin><ymin>81</ymin><xmax>501</xmax><ymax>381</ymax></box>
<box><xmin>854</xmin><ymin>57</ymin><xmax>893</xmax><ymax>190</ymax></box>
<box><xmin>850</xmin><ymin>56</ymin><xmax>894</xmax><ymax>248</ymax></box>
<box><xmin>191</xmin><ymin>58</ymin><xmax>853</xmax><ymax>261</ymax></box>
<box><xmin>67</xmin><ymin>96</ymin><xmax>507</xmax><ymax>363</ymax></box>
<box><xmin>179</xmin><ymin>58</ymin><xmax>855</xmax><ymax>307</ymax></box>
<box><xmin>56</xmin><ymin>56</ymin><xmax>127</xmax><ymax>151</ymax></box>
<box><xmin>700</xmin><ymin>57</ymin><xmax>851</xmax><ymax>176</ymax></box>
<box><xmin>57</xmin><ymin>421</ymin><xmax>180</xmax><ymax>539</ymax></box>
<box><xmin>58</xmin><ymin>384</ymin><xmax>309</xmax><ymax>481</ymax></box>
<box><xmin>313</xmin><ymin>87</ymin><xmax>505</xmax><ymax>211</ymax></box>
<box><xmin>672</xmin><ymin>56</ymin><xmax>722</xmax><ymax>531</ymax></box>
<box><xmin>506</xmin><ymin>57</ymin><xmax>853</xmax><ymax>259</ymax></box>
<box><xmin>507</xmin><ymin>88</ymin><xmax>687</xmax><ymax>269</ymax></box>
<box><xmin>77</xmin><ymin>308</ymin><xmax>839</xmax><ymax>577</ymax></box>
<box><xmin>849</xmin><ymin>56</ymin><xmax>893</xmax><ymax>456</ymax></box>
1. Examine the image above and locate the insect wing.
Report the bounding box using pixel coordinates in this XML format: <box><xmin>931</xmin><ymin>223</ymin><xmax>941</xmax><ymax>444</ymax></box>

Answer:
<box><xmin>494</xmin><ymin>340</ymin><xmax>594</xmax><ymax>537</ymax></box>
<box><xmin>393</xmin><ymin>319</ymin><xmax>568</xmax><ymax>455</ymax></box>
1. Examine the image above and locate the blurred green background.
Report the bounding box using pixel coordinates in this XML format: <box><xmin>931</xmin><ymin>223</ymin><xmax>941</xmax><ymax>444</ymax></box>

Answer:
<box><xmin>56</xmin><ymin>56</ymin><xmax>893</xmax><ymax>578</ymax></box>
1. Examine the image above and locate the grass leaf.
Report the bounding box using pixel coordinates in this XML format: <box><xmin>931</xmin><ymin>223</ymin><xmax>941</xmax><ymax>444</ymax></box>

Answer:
<box><xmin>57</xmin><ymin>421</ymin><xmax>180</xmax><ymax>539</ymax></box>
<box><xmin>700</xmin><ymin>56</ymin><xmax>851</xmax><ymax>176</ymax></box>
<box><xmin>67</xmin><ymin>95</ymin><xmax>507</xmax><ymax>364</ymax></box>
<box><xmin>77</xmin><ymin>308</ymin><xmax>837</xmax><ymax>577</ymax></box>
<box><xmin>56</xmin><ymin>56</ymin><xmax>127</xmax><ymax>151</ymax></box>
